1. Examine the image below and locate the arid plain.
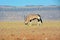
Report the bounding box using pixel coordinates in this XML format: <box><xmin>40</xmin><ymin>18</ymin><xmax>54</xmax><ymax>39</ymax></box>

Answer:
<box><xmin>0</xmin><ymin>20</ymin><xmax>60</xmax><ymax>40</ymax></box>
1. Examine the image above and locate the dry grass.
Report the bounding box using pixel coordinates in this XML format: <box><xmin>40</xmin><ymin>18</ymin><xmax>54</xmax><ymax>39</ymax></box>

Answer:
<box><xmin>0</xmin><ymin>20</ymin><xmax>60</xmax><ymax>40</ymax></box>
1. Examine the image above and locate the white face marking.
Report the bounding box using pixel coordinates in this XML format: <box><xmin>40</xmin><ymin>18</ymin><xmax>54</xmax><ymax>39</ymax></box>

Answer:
<box><xmin>38</xmin><ymin>17</ymin><xmax>40</xmax><ymax>19</ymax></box>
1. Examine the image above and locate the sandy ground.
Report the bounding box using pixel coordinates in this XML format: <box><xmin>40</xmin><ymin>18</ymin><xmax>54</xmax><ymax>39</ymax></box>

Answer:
<box><xmin>0</xmin><ymin>20</ymin><xmax>60</xmax><ymax>40</ymax></box>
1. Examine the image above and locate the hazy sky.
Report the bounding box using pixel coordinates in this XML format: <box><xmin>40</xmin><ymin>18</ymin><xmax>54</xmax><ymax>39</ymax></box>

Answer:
<box><xmin>0</xmin><ymin>0</ymin><xmax>60</xmax><ymax>6</ymax></box>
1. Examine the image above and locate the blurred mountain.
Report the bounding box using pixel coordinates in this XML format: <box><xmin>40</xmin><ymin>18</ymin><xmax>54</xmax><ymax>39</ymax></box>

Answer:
<box><xmin>0</xmin><ymin>5</ymin><xmax>60</xmax><ymax>21</ymax></box>
<box><xmin>0</xmin><ymin>5</ymin><xmax>60</xmax><ymax>11</ymax></box>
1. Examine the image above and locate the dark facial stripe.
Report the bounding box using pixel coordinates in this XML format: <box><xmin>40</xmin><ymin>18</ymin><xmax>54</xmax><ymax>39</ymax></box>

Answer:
<box><xmin>37</xmin><ymin>14</ymin><xmax>40</xmax><ymax>17</ymax></box>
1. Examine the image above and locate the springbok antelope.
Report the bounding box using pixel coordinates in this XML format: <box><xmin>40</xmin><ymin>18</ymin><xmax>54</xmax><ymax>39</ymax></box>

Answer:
<box><xmin>24</xmin><ymin>14</ymin><xmax>42</xmax><ymax>25</ymax></box>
